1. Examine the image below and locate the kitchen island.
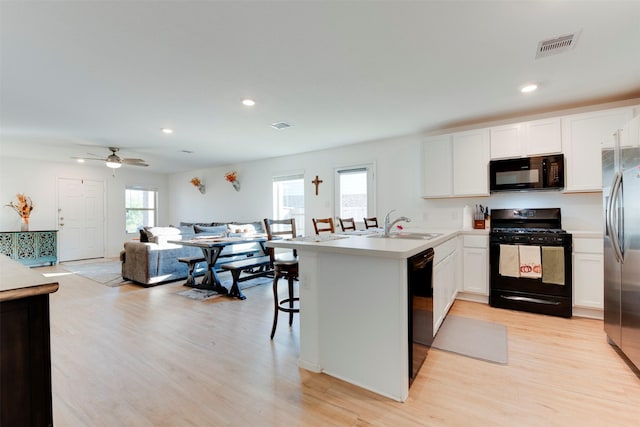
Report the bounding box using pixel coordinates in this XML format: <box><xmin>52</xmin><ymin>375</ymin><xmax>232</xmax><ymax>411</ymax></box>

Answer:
<box><xmin>266</xmin><ymin>230</ymin><xmax>458</xmax><ymax>402</ymax></box>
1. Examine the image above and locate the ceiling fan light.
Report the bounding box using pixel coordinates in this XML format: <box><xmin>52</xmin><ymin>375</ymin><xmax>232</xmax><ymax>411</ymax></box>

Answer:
<box><xmin>106</xmin><ymin>161</ymin><xmax>122</xmax><ymax>169</ymax></box>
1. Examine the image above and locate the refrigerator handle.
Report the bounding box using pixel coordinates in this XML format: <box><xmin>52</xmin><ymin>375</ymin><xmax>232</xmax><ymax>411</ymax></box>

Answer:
<box><xmin>608</xmin><ymin>171</ymin><xmax>624</xmax><ymax>263</ymax></box>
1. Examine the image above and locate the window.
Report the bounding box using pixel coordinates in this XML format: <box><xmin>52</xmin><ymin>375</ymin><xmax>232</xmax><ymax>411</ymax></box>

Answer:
<box><xmin>125</xmin><ymin>188</ymin><xmax>157</xmax><ymax>233</ymax></box>
<box><xmin>335</xmin><ymin>164</ymin><xmax>375</xmax><ymax>223</ymax></box>
<box><xmin>272</xmin><ymin>174</ymin><xmax>305</xmax><ymax>236</ymax></box>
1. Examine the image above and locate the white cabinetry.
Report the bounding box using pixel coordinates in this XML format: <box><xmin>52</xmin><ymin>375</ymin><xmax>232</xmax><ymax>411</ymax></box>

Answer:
<box><xmin>452</xmin><ymin>129</ymin><xmax>490</xmax><ymax>196</ymax></box>
<box><xmin>422</xmin><ymin>135</ymin><xmax>452</xmax><ymax>197</ymax></box>
<box><xmin>462</xmin><ymin>235</ymin><xmax>489</xmax><ymax>296</ymax></box>
<box><xmin>433</xmin><ymin>238</ymin><xmax>459</xmax><ymax>333</ymax></box>
<box><xmin>573</xmin><ymin>237</ymin><xmax>604</xmax><ymax>315</ymax></box>
<box><xmin>423</xmin><ymin>129</ymin><xmax>490</xmax><ymax>198</ymax></box>
<box><xmin>490</xmin><ymin>117</ymin><xmax>562</xmax><ymax>159</ymax></box>
<box><xmin>562</xmin><ymin>107</ymin><xmax>635</xmax><ymax>192</ymax></box>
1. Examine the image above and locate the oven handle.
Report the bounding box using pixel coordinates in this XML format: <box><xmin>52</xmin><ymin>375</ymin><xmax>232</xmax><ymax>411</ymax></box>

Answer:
<box><xmin>500</xmin><ymin>295</ymin><xmax>561</xmax><ymax>305</ymax></box>
<box><xmin>607</xmin><ymin>171</ymin><xmax>623</xmax><ymax>263</ymax></box>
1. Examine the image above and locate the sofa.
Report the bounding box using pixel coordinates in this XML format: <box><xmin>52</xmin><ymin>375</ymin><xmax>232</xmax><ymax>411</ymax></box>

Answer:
<box><xmin>120</xmin><ymin>221</ymin><xmax>265</xmax><ymax>286</ymax></box>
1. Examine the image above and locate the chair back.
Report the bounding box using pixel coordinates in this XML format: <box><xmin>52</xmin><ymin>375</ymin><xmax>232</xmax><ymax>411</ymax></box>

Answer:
<box><xmin>363</xmin><ymin>217</ymin><xmax>379</xmax><ymax>229</ymax></box>
<box><xmin>263</xmin><ymin>218</ymin><xmax>297</xmax><ymax>262</ymax></box>
<box><xmin>312</xmin><ymin>217</ymin><xmax>335</xmax><ymax>235</ymax></box>
<box><xmin>338</xmin><ymin>217</ymin><xmax>356</xmax><ymax>232</ymax></box>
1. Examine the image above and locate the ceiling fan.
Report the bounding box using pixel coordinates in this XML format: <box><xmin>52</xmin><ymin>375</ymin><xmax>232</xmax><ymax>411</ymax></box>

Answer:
<box><xmin>72</xmin><ymin>147</ymin><xmax>149</xmax><ymax>168</ymax></box>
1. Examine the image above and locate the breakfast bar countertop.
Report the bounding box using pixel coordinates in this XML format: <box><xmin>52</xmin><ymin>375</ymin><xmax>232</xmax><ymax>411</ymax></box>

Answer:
<box><xmin>266</xmin><ymin>228</ymin><xmax>488</xmax><ymax>259</ymax></box>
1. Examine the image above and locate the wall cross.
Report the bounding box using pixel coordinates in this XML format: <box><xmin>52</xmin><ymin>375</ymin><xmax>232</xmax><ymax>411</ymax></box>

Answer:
<box><xmin>311</xmin><ymin>175</ymin><xmax>323</xmax><ymax>196</ymax></box>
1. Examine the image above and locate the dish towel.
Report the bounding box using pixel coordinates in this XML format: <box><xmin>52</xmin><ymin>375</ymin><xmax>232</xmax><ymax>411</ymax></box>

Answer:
<box><xmin>519</xmin><ymin>245</ymin><xmax>542</xmax><ymax>279</ymax></box>
<box><xmin>541</xmin><ymin>246</ymin><xmax>565</xmax><ymax>285</ymax></box>
<box><xmin>499</xmin><ymin>244</ymin><xmax>520</xmax><ymax>278</ymax></box>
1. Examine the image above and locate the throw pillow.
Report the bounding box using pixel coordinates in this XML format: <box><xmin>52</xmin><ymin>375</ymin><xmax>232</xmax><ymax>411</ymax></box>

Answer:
<box><xmin>143</xmin><ymin>226</ymin><xmax>182</xmax><ymax>244</ymax></box>
<box><xmin>227</xmin><ymin>223</ymin><xmax>257</xmax><ymax>235</ymax></box>
<box><xmin>194</xmin><ymin>224</ymin><xmax>228</xmax><ymax>235</ymax></box>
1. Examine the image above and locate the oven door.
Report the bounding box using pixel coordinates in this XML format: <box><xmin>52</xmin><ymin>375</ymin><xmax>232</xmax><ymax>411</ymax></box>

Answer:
<box><xmin>489</xmin><ymin>239</ymin><xmax>572</xmax><ymax>317</ymax></box>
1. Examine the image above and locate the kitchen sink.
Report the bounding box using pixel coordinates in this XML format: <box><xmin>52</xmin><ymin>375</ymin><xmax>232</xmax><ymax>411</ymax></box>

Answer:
<box><xmin>368</xmin><ymin>232</ymin><xmax>443</xmax><ymax>240</ymax></box>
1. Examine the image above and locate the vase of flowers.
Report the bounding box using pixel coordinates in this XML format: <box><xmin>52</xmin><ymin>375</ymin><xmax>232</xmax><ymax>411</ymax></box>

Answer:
<box><xmin>6</xmin><ymin>193</ymin><xmax>34</xmax><ymax>231</ymax></box>
<box><xmin>225</xmin><ymin>171</ymin><xmax>240</xmax><ymax>191</ymax></box>
<box><xmin>190</xmin><ymin>177</ymin><xmax>206</xmax><ymax>194</ymax></box>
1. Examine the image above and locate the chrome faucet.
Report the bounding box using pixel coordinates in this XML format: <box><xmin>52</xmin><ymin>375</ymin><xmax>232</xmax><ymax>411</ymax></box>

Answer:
<box><xmin>383</xmin><ymin>209</ymin><xmax>411</xmax><ymax>237</ymax></box>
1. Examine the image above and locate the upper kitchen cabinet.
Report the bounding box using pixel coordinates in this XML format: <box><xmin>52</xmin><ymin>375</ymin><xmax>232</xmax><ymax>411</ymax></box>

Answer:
<box><xmin>562</xmin><ymin>107</ymin><xmax>635</xmax><ymax>192</ymax></box>
<box><xmin>422</xmin><ymin>135</ymin><xmax>452</xmax><ymax>197</ymax></box>
<box><xmin>452</xmin><ymin>129</ymin><xmax>490</xmax><ymax>196</ymax></box>
<box><xmin>490</xmin><ymin>117</ymin><xmax>562</xmax><ymax>160</ymax></box>
<box><xmin>422</xmin><ymin>129</ymin><xmax>490</xmax><ymax>198</ymax></box>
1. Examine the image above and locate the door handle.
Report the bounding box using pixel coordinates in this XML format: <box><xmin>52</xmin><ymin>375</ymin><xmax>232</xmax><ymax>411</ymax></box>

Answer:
<box><xmin>608</xmin><ymin>171</ymin><xmax>623</xmax><ymax>263</ymax></box>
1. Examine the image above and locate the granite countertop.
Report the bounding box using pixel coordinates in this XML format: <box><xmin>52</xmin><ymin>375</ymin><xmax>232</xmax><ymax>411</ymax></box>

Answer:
<box><xmin>0</xmin><ymin>255</ymin><xmax>59</xmax><ymax>302</ymax></box>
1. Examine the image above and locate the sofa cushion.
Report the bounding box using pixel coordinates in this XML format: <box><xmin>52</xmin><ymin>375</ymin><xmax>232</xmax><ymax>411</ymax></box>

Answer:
<box><xmin>180</xmin><ymin>221</ymin><xmax>214</xmax><ymax>227</ymax></box>
<box><xmin>194</xmin><ymin>224</ymin><xmax>228</xmax><ymax>235</ymax></box>
<box><xmin>143</xmin><ymin>226</ymin><xmax>183</xmax><ymax>244</ymax></box>
<box><xmin>228</xmin><ymin>222</ymin><xmax>264</xmax><ymax>235</ymax></box>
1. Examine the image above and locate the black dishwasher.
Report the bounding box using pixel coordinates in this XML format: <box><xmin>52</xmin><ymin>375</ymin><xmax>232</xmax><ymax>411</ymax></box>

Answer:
<box><xmin>408</xmin><ymin>248</ymin><xmax>434</xmax><ymax>383</ymax></box>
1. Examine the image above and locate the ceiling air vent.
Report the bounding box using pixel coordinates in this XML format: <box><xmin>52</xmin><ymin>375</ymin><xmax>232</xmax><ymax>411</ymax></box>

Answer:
<box><xmin>535</xmin><ymin>33</ymin><xmax>578</xmax><ymax>59</ymax></box>
<box><xmin>271</xmin><ymin>121</ymin><xmax>292</xmax><ymax>130</ymax></box>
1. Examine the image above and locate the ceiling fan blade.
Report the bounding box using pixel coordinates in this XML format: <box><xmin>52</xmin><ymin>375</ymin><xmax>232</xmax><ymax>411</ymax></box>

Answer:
<box><xmin>71</xmin><ymin>156</ymin><xmax>105</xmax><ymax>161</ymax></box>
<box><xmin>121</xmin><ymin>158</ymin><xmax>149</xmax><ymax>167</ymax></box>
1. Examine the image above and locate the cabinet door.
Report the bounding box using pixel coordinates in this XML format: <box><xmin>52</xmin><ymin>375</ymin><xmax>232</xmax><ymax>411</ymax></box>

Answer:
<box><xmin>463</xmin><ymin>247</ymin><xmax>488</xmax><ymax>295</ymax></box>
<box><xmin>422</xmin><ymin>135</ymin><xmax>452</xmax><ymax>197</ymax></box>
<box><xmin>563</xmin><ymin>107</ymin><xmax>634</xmax><ymax>192</ymax></box>
<box><xmin>433</xmin><ymin>259</ymin><xmax>446</xmax><ymax>334</ymax></box>
<box><xmin>573</xmin><ymin>253</ymin><xmax>604</xmax><ymax>309</ymax></box>
<box><xmin>452</xmin><ymin>129</ymin><xmax>490</xmax><ymax>196</ymax></box>
<box><xmin>490</xmin><ymin>123</ymin><xmax>522</xmax><ymax>159</ymax></box>
<box><xmin>524</xmin><ymin>117</ymin><xmax>562</xmax><ymax>155</ymax></box>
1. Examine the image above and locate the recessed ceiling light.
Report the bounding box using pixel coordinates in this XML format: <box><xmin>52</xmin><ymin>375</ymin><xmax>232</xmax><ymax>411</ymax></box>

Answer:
<box><xmin>161</xmin><ymin>128</ymin><xmax>174</xmax><ymax>134</ymax></box>
<box><xmin>242</xmin><ymin>98</ymin><xmax>256</xmax><ymax>107</ymax></box>
<box><xmin>76</xmin><ymin>158</ymin><xmax>85</xmax><ymax>163</ymax></box>
<box><xmin>521</xmin><ymin>84</ymin><xmax>538</xmax><ymax>93</ymax></box>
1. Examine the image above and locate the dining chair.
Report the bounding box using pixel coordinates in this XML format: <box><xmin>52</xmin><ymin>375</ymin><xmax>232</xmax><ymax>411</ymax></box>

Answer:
<box><xmin>338</xmin><ymin>217</ymin><xmax>356</xmax><ymax>232</ymax></box>
<box><xmin>363</xmin><ymin>217</ymin><xmax>379</xmax><ymax>229</ymax></box>
<box><xmin>312</xmin><ymin>217</ymin><xmax>335</xmax><ymax>234</ymax></box>
<box><xmin>263</xmin><ymin>218</ymin><xmax>299</xmax><ymax>339</ymax></box>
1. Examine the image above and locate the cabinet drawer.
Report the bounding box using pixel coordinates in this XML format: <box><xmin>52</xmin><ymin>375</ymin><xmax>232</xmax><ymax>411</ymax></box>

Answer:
<box><xmin>434</xmin><ymin>238</ymin><xmax>457</xmax><ymax>265</ymax></box>
<box><xmin>463</xmin><ymin>235</ymin><xmax>488</xmax><ymax>249</ymax></box>
<box><xmin>573</xmin><ymin>238</ymin><xmax>603</xmax><ymax>254</ymax></box>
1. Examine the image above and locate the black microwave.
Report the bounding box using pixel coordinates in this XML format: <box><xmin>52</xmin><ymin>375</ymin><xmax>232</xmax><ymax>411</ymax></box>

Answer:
<box><xmin>489</xmin><ymin>154</ymin><xmax>564</xmax><ymax>192</ymax></box>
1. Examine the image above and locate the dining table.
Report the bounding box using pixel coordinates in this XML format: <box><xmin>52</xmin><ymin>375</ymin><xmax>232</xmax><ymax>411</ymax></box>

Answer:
<box><xmin>168</xmin><ymin>234</ymin><xmax>270</xmax><ymax>298</ymax></box>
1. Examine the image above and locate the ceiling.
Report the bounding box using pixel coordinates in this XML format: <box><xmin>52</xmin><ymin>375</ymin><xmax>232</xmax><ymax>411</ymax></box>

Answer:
<box><xmin>1</xmin><ymin>1</ymin><xmax>640</xmax><ymax>174</ymax></box>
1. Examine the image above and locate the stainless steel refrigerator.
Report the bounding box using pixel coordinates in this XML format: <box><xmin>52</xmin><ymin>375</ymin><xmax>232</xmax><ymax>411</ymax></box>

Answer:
<box><xmin>603</xmin><ymin>115</ymin><xmax>640</xmax><ymax>370</ymax></box>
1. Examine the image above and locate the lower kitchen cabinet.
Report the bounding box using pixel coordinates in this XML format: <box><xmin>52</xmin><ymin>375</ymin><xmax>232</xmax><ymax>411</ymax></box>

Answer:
<box><xmin>433</xmin><ymin>238</ymin><xmax>459</xmax><ymax>333</ymax></box>
<box><xmin>462</xmin><ymin>235</ymin><xmax>489</xmax><ymax>296</ymax></box>
<box><xmin>573</xmin><ymin>237</ymin><xmax>604</xmax><ymax>312</ymax></box>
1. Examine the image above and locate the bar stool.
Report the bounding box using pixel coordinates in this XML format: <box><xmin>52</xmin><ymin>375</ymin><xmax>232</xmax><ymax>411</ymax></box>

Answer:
<box><xmin>312</xmin><ymin>217</ymin><xmax>335</xmax><ymax>234</ymax></box>
<box><xmin>338</xmin><ymin>217</ymin><xmax>356</xmax><ymax>232</ymax></box>
<box><xmin>364</xmin><ymin>217</ymin><xmax>379</xmax><ymax>229</ymax></box>
<box><xmin>264</xmin><ymin>218</ymin><xmax>299</xmax><ymax>339</ymax></box>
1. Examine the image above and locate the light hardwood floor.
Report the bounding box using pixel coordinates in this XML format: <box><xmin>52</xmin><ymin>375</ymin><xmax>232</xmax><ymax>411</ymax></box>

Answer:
<box><xmin>39</xmin><ymin>263</ymin><xmax>640</xmax><ymax>426</ymax></box>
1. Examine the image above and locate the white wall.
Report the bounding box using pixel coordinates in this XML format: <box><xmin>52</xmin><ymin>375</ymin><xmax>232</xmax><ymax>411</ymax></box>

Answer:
<box><xmin>0</xmin><ymin>157</ymin><xmax>170</xmax><ymax>258</ymax></box>
<box><xmin>1</xmin><ymin>132</ymin><xmax>604</xmax><ymax>262</ymax></box>
<box><xmin>167</xmin><ymin>134</ymin><xmax>603</xmax><ymax>235</ymax></box>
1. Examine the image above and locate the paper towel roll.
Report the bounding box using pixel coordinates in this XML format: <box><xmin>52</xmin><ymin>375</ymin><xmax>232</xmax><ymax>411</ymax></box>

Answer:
<box><xmin>463</xmin><ymin>205</ymin><xmax>473</xmax><ymax>230</ymax></box>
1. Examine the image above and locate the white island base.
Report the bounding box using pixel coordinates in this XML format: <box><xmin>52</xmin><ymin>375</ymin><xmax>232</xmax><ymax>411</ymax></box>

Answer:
<box><xmin>267</xmin><ymin>233</ymin><xmax>454</xmax><ymax>402</ymax></box>
<box><xmin>297</xmin><ymin>250</ymin><xmax>410</xmax><ymax>401</ymax></box>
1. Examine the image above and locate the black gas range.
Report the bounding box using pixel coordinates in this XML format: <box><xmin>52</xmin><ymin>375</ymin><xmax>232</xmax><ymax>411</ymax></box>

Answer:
<box><xmin>489</xmin><ymin>208</ymin><xmax>573</xmax><ymax>318</ymax></box>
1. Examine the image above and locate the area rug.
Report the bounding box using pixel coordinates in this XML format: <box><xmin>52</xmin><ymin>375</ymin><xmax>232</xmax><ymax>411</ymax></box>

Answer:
<box><xmin>177</xmin><ymin>275</ymin><xmax>272</xmax><ymax>301</ymax></box>
<box><xmin>62</xmin><ymin>259</ymin><xmax>127</xmax><ymax>287</ymax></box>
<box><xmin>432</xmin><ymin>315</ymin><xmax>508</xmax><ymax>365</ymax></box>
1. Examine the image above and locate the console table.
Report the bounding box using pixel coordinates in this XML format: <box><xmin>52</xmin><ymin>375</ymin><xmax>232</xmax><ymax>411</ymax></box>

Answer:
<box><xmin>0</xmin><ymin>230</ymin><xmax>57</xmax><ymax>267</ymax></box>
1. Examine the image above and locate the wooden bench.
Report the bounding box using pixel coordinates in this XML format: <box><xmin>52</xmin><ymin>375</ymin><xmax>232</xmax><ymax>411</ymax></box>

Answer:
<box><xmin>177</xmin><ymin>256</ymin><xmax>206</xmax><ymax>286</ymax></box>
<box><xmin>219</xmin><ymin>255</ymin><xmax>272</xmax><ymax>300</ymax></box>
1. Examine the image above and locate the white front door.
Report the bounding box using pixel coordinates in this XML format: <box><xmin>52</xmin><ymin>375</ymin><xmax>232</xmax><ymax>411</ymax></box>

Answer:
<box><xmin>57</xmin><ymin>178</ymin><xmax>105</xmax><ymax>261</ymax></box>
